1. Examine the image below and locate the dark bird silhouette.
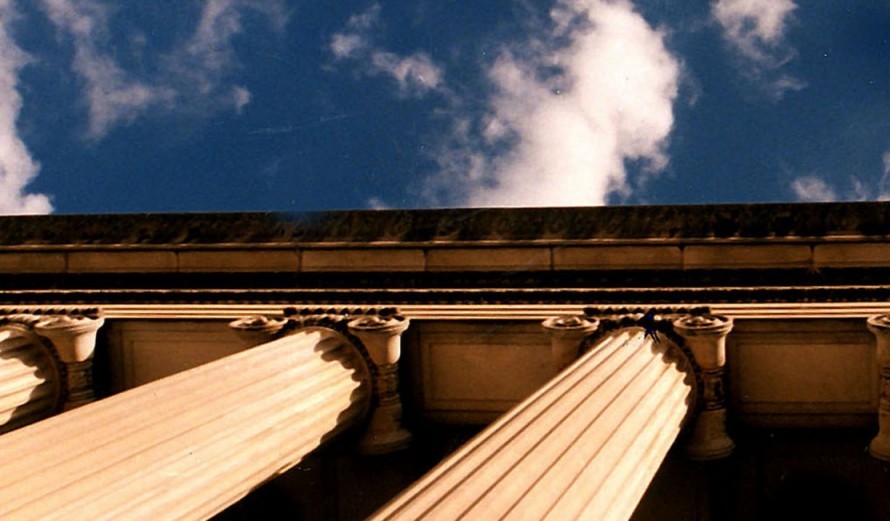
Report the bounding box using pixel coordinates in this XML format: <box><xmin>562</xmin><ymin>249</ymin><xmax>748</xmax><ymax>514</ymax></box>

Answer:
<box><xmin>640</xmin><ymin>310</ymin><xmax>660</xmax><ymax>343</ymax></box>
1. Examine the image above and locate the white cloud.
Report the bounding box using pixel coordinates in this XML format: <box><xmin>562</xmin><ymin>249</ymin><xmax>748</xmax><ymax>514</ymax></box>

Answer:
<box><xmin>712</xmin><ymin>0</ymin><xmax>802</xmax><ymax>97</ymax></box>
<box><xmin>713</xmin><ymin>0</ymin><xmax>795</xmax><ymax>56</ymax></box>
<box><xmin>329</xmin><ymin>4</ymin><xmax>445</xmax><ymax>98</ymax></box>
<box><xmin>37</xmin><ymin>0</ymin><xmax>286</xmax><ymax>139</ymax></box>
<box><xmin>369</xmin><ymin>51</ymin><xmax>443</xmax><ymax>94</ymax></box>
<box><xmin>0</xmin><ymin>2</ymin><xmax>52</xmax><ymax>214</ymax></box>
<box><xmin>429</xmin><ymin>0</ymin><xmax>679</xmax><ymax>207</ymax></box>
<box><xmin>880</xmin><ymin>151</ymin><xmax>890</xmax><ymax>201</ymax></box>
<box><xmin>790</xmin><ymin>176</ymin><xmax>837</xmax><ymax>202</ymax></box>
<box><xmin>38</xmin><ymin>0</ymin><xmax>170</xmax><ymax>138</ymax></box>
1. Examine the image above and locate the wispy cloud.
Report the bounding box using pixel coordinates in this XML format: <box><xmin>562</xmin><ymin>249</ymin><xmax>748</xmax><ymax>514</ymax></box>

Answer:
<box><xmin>880</xmin><ymin>151</ymin><xmax>890</xmax><ymax>201</ymax></box>
<box><xmin>38</xmin><ymin>0</ymin><xmax>171</xmax><ymax>138</ymax></box>
<box><xmin>712</xmin><ymin>0</ymin><xmax>803</xmax><ymax>98</ymax></box>
<box><xmin>38</xmin><ymin>0</ymin><xmax>286</xmax><ymax>139</ymax></box>
<box><xmin>329</xmin><ymin>4</ymin><xmax>444</xmax><ymax>97</ymax></box>
<box><xmin>790</xmin><ymin>176</ymin><xmax>837</xmax><ymax>202</ymax></box>
<box><xmin>428</xmin><ymin>0</ymin><xmax>680</xmax><ymax>207</ymax></box>
<box><xmin>0</xmin><ymin>2</ymin><xmax>52</xmax><ymax>214</ymax></box>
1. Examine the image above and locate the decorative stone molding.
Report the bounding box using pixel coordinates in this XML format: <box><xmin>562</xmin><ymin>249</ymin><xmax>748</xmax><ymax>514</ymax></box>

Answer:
<box><xmin>867</xmin><ymin>314</ymin><xmax>890</xmax><ymax>461</ymax></box>
<box><xmin>673</xmin><ymin>314</ymin><xmax>735</xmax><ymax>460</ymax></box>
<box><xmin>542</xmin><ymin>315</ymin><xmax>600</xmax><ymax>371</ymax></box>
<box><xmin>348</xmin><ymin>314</ymin><xmax>412</xmax><ymax>454</ymax></box>
<box><xmin>228</xmin><ymin>315</ymin><xmax>287</xmax><ymax>347</ymax></box>
<box><xmin>0</xmin><ymin>328</ymin><xmax>371</xmax><ymax>519</ymax></box>
<box><xmin>370</xmin><ymin>327</ymin><xmax>693</xmax><ymax>520</ymax></box>
<box><xmin>33</xmin><ymin>314</ymin><xmax>105</xmax><ymax>410</ymax></box>
<box><xmin>0</xmin><ymin>203</ymin><xmax>887</xmax><ymax>246</ymax></box>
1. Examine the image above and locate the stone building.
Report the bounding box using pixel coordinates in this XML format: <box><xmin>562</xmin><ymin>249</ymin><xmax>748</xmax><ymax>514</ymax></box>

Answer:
<box><xmin>0</xmin><ymin>202</ymin><xmax>889</xmax><ymax>519</ymax></box>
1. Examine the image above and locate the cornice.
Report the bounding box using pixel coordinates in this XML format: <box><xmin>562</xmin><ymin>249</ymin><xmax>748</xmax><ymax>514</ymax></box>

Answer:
<box><xmin>0</xmin><ymin>300</ymin><xmax>887</xmax><ymax>321</ymax></box>
<box><xmin>0</xmin><ymin>202</ymin><xmax>888</xmax><ymax>247</ymax></box>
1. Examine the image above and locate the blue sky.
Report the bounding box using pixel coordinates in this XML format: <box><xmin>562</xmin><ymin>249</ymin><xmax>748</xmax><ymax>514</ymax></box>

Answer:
<box><xmin>1</xmin><ymin>0</ymin><xmax>889</xmax><ymax>214</ymax></box>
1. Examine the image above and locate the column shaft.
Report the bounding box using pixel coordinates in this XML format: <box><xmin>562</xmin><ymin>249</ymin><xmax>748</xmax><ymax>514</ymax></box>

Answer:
<box><xmin>371</xmin><ymin>328</ymin><xmax>693</xmax><ymax>521</ymax></box>
<box><xmin>0</xmin><ymin>330</ymin><xmax>61</xmax><ymax>433</ymax></box>
<box><xmin>0</xmin><ymin>328</ymin><xmax>371</xmax><ymax>520</ymax></box>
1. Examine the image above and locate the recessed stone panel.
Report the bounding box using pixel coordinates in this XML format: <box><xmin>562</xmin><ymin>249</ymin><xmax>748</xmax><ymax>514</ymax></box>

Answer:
<box><xmin>0</xmin><ymin>252</ymin><xmax>66</xmax><ymax>273</ymax></box>
<box><xmin>301</xmin><ymin>248</ymin><xmax>424</xmax><ymax>271</ymax></box>
<box><xmin>67</xmin><ymin>251</ymin><xmax>177</xmax><ymax>272</ymax></box>
<box><xmin>107</xmin><ymin>321</ymin><xmax>245</xmax><ymax>390</ymax></box>
<box><xmin>684</xmin><ymin>244</ymin><xmax>812</xmax><ymax>269</ymax></box>
<box><xmin>426</xmin><ymin>248</ymin><xmax>551</xmax><ymax>271</ymax></box>
<box><xmin>178</xmin><ymin>249</ymin><xmax>299</xmax><ymax>272</ymax></box>
<box><xmin>418</xmin><ymin>322</ymin><xmax>553</xmax><ymax>421</ymax></box>
<box><xmin>728</xmin><ymin>319</ymin><xmax>877</xmax><ymax>426</ymax></box>
<box><xmin>553</xmin><ymin>245</ymin><xmax>682</xmax><ymax>270</ymax></box>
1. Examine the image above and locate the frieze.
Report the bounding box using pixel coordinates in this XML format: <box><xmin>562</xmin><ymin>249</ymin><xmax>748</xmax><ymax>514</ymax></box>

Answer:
<box><xmin>1</xmin><ymin>202</ymin><xmax>889</xmax><ymax>247</ymax></box>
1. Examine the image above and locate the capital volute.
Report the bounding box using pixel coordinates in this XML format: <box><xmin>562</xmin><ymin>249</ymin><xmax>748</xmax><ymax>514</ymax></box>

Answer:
<box><xmin>542</xmin><ymin>315</ymin><xmax>599</xmax><ymax>338</ymax></box>
<box><xmin>347</xmin><ymin>315</ymin><xmax>409</xmax><ymax>336</ymax></box>
<box><xmin>867</xmin><ymin>315</ymin><xmax>890</xmax><ymax>334</ymax></box>
<box><xmin>228</xmin><ymin>315</ymin><xmax>288</xmax><ymax>347</ymax></box>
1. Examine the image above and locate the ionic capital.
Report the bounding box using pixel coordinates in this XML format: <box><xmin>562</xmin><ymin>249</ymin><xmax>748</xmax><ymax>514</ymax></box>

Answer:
<box><xmin>542</xmin><ymin>315</ymin><xmax>599</xmax><ymax>371</ymax></box>
<box><xmin>347</xmin><ymin>315</ymin><xmax>409</xmax><ymax>366</ymax></box>
<box><xmin>672</xmin><ymin>314</ymin><xmax>732</xmax><ymax>368</ymax></box>
<box><xmin>867</xmin><ymin>314</ymin><xmax>890</xmax><ymax>461</ymax></box>
<box><xmin>228</xmin><ymin>315</ymin><xmax>287</xmax><ymax>347</ymax></box>
<box><xmin>33</xmin><ymin>315</ymin><xmax>105</xmax><ymax>363</ymax></box>
<box><xmin>348</xmin><ymin>314</ymin><xmax>412</xmax><ymax>454</ymax></box>
<box><xmin>33</xmin><ymin>314</ymin><xmax>105</xmax><ymax>410</ymax></box>
<box><xmin>672</xmin><ymin>314</ymin><xmax>734</xmax><ymax>460</ymax></box>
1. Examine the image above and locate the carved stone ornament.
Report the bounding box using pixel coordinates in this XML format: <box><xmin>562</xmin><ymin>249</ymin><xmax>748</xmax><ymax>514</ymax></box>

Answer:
<box><xmin>346</xmin><ymin>315</ymin><xmax>409</xmax><ymax>366</ymax></box>
<box><xmin>672</xmin><ymin>314</ymin><xmax>735</xmax><ymax>460</ymax></box>
<box><xmin>228</xmin><ymin>315</ymin><xmax>287</xmax><ymax>347</ymax></box>
<box><xmin>542</xmin><ymin>315</ymin><xmax>600</xmax><ymax>371</ymax></box>
<box><xmin>347</xmin><ymin>315</ymin><xmax>412</xmax><ymax>454</ymax></box>
<box><xmin>32</xmin><ymin>314</ymin><xmax>105</xmax><ymax>411</ymax></box>
<box><xmin>867</xmin><ymin>314</ymin><xmax>890</xmax><ymax>461</ymax></box>
<box><xmin>33</xmin><ymin>315</ymin><xmax>105</xmax><ymax>363</ymax></box>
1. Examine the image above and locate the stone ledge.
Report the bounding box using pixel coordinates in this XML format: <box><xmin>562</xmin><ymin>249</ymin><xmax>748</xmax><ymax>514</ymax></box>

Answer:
<box><xmin>301</xmin><ymin>249</ymin><xmax>425</xmax><ymax>272</ymax></box>
<box><xmin>814</xmin><ymin>243</ymin><xmax>890</xmax><ymax>267</ymax></box>
<box><xmin>178</xmin><ymin>250</ymin><xmax>299</xmax><ymax>272</ymax></box>
<box><xmin>0</xmin><ymin>253</ymin><xmax>66</xmax><ymax>273</ymax></box>
<box><xmin>684</xmin><ymin>245</ymin><xmax>812</xmax><ymax>269</ymax></box>
<box><xmin>426</xmin><ymin>248</ymin><xmax>551</xmax><ymax>271</ymax></box>
<box><xmin>553</xmin><ymin>246</ymin><xmax>682</xmax><ymax>270</ymax></box>
<box><xmin>67</xmin><ymin>251</ymin><xmax>177</xmax><ymax>273</ymax></box>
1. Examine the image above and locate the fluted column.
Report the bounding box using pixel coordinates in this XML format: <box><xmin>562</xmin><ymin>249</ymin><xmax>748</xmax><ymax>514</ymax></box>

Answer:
<box><xmin>33</xmin><ymin>315</ymin><xmax>105</xmax><ymax>410</ymax></box>
<box><xmin>0</xmin><ymin>326</ymin><xmax>62</xmax><ymax>433</ymax></box>
<box><xmin>0</xmin><ymin>328</ymin><xmax>371</xmax><ymax>520</ymax></box>
<box><xmin>370</xmin><ymin>326</ymin><xmax>694</xmax><ymax>521</ymax></box>
<box><xmin>673</xmin><ymin>314</ymin><xmax>734</xmax><ymax>460</ymax></box>
<box><xmin>867</xmin><ymin>314</ymin><xmax>890</xmax><ymax>461</ymax></box>
<box><xmin>348</xmin><ymin>315</ymin><xmax>412</xmax><ymax>454</ymax></box>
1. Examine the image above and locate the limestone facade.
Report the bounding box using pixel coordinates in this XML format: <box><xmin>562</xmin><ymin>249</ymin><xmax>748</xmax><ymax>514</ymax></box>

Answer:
<box><xmin>0</xmin><ymin>203</ymin><xmax>889</xmax><ymax>519</ymax></box>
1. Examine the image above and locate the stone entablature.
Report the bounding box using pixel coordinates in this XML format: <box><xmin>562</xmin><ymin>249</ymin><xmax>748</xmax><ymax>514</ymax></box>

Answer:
<box><xmin>1</xmin><ymin>203</ymin><xmax>889</xmax><ymax>245</ymax></box>
<box><xmin>0</xmin><ymin>203</ymin><xmax>888</xmax><ymax>277</ymax></box>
